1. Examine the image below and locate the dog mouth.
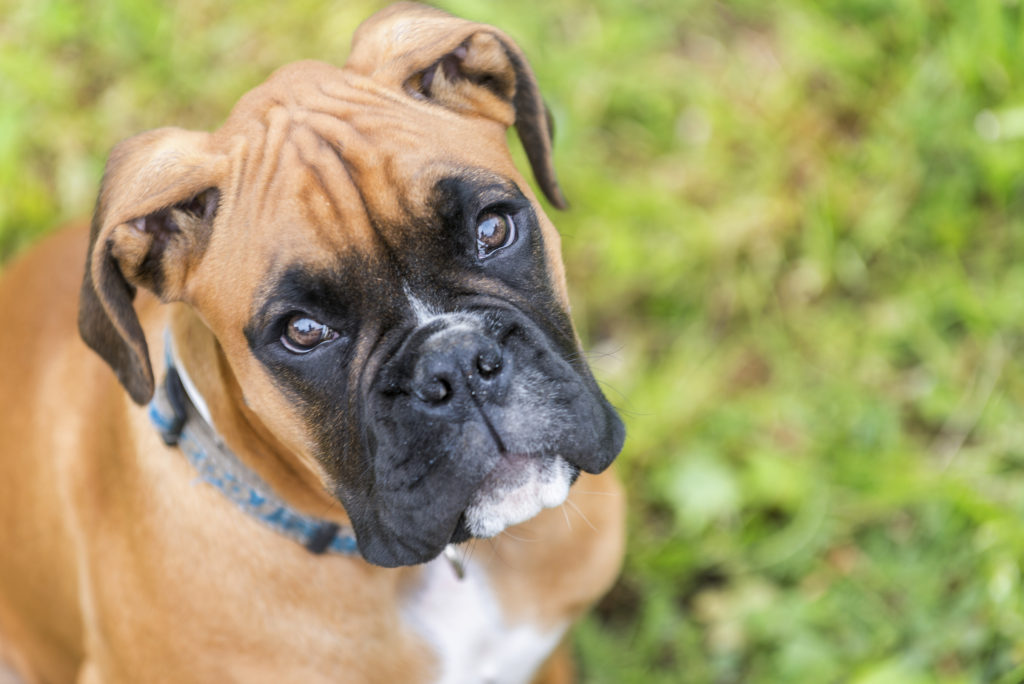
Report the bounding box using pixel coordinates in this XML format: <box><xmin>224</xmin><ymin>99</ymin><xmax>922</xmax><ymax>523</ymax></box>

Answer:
<box><xmin>448</xmin><ymin>453</ymin><xmax>579</xmax><ymax>543</ymax></box>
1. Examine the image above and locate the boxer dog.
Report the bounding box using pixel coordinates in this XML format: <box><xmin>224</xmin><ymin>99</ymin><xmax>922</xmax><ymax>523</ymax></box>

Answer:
<box><xmin>0</xmin><ymin>3</ymin><xmax>625</xmax><ymax>682</ymax></box>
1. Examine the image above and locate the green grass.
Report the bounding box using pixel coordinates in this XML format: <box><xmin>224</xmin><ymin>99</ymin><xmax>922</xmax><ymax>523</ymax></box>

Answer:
<box><xmin>4</xmin><ymin>0</ymin><xmax>1024</xmax><ymax>681</ymax></box>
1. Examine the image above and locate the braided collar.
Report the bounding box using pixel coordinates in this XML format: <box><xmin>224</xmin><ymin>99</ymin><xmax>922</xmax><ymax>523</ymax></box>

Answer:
<box><xmin>147</xmin><ymin>342</ymin><xmax>360</xmax><ymax>556</ymax></box>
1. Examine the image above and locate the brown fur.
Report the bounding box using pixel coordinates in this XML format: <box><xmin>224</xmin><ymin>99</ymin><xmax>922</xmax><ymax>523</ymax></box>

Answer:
<box><xmin>0</xmin><ymin>4</ymin><xmax>624</xmax><ymax>682</ymax></box>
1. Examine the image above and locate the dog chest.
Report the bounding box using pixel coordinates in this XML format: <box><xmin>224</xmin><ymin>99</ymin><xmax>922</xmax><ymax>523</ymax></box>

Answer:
<box><xmin>400</xmin><ymin>555</ymin><xmax>566</xmax><ymax>684</ymax></box>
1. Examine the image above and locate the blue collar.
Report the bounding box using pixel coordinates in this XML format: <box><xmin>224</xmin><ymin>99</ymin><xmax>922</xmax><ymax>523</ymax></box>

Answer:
<box><xmin>147</xmin><ymin>347</ymin><xmax>360</xmax><ymax>557</ymax></box>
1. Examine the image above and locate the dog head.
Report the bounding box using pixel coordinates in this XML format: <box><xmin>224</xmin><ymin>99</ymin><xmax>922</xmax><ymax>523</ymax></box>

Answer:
<box><xmin>78</xmin><ymin>3</ymin><xmax>624</xmax><ymax>567</ymax></box>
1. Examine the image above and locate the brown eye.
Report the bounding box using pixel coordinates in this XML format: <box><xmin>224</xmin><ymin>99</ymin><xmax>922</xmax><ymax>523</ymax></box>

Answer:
<box><xmin>476</xmin><ymin>212</ymin><xmax>516</xmax><ymax>258</ymax></box>
<box><xmin>281</xmin><ymin>315</ymin><xmax>338</xmax><ymax>354</ymax></box>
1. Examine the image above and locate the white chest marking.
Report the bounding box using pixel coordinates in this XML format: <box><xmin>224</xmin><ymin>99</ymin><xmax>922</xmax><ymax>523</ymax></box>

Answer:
<box><xmin>402</xmin><ymin>556</ymin><xmax>567</xmax><ymax>684</ymax></box>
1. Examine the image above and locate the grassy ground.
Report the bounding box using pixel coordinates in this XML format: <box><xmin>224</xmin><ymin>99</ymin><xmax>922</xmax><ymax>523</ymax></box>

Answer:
<box><xmin>4</xmin><ymin>0</ymin><xmax>1024</xmax><ymax>681</ymax></box>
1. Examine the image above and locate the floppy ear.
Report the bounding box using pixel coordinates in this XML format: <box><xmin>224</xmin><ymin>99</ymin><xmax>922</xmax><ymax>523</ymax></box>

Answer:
<box><xmin>78</xmin><ymin>127</ymin><xmax>223</xmax><ymax>404</ymax></box>
<box><xmin>346</xmin><ymin>2</ymin><xmax>567</xmax><ymax>209</ymax></box>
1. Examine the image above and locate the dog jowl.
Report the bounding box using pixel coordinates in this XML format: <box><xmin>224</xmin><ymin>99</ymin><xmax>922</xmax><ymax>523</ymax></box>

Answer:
<box><xmin>78</xmin><ymin>3</ymin><xmax>625</xmax><ymax>568</ymax></box>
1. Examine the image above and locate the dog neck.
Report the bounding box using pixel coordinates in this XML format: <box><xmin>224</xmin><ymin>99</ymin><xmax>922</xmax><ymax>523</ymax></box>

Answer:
<box><xmin>148</xmin><ymin>333</ymin><xmax>361</xmax><ymax>556</ymax></box>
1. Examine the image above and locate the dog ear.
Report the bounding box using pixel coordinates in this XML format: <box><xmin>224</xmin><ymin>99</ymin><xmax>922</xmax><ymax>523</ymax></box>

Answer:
<box><xmin>78</xmin><ymin>128</ymin><xmax>222</xmax><ymax>404</ymax></box>
<box><xmin>346</xmin><ymin>2</ymin><xmax>567</xmax><ymax>209</ymax></box>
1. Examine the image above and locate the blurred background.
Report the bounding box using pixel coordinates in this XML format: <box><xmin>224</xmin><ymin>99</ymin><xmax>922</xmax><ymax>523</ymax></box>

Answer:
<box><xmin>3</xmin><ymin>0</ymin><xmax>1024</xmax><ymax>681</ymax></box>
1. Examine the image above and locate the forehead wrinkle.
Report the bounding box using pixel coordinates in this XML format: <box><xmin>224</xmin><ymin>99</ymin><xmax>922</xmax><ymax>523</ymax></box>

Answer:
<box><xmin>225</xmin><ymin>133</ymin><xmax>251</xmax><ymax>222</ymax></box>
<box><xmin>300</xmin><ymin>80</ymin><xmax>426</xmax><ymax>159</ymax></box>
<box><xmin>251</xmin><ymin>105</ymin><xmax>294</xmax><ymax>219</ymax></box>
<box><xmin>287</xmin><ymin>127</ymin><xmax>348</xmax><ymax>250</ymax></box>
<box><xmin>286</xmin><ymin>114</ymin><xmax>385</xmax><ymax>257</ymax></box>
<box><xmin>312</xmin><ymin>72</ymin><xmax>444</xmax><ymax>136</ymax></box>
<box><xmin>301</xmin><ymin>111</ymin><xmax>405</xmax><ymax>259</ymax></box>
<box><xmin>302</xmin><ymin>87</ymin><xmax>464</xmax><ymax>189</ymax></box>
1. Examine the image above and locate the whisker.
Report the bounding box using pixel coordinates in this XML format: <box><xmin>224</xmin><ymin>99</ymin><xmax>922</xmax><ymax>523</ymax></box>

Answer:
<box><xmin>499</xmin><ymin>529</ymin><xmax>538</xmax><ymax>543</ymax></box>
<box><xmin>566</xmin><ymin>499</ymin><xmax>598</xmax><ymax>532</ymax></box>
<box><xmin>560</xmin><ymin>504</ymin><xmax>573</xmax><ymax>533</ymax></box>
<box><xmin>485</xmin><ymin>536</ymin><xmax>514</xmax><ymax>570</ymax></box>
<box><xmin>580</xmin><ymin>344</ymin><xmax>626</xmax><ymax>361</ymax></box>
<box><xmin>572</xmin><ymin>490</ymin><xmax>617</xmax><ymax>497</ymax></box>
<box><xmin>462</xmin><ymin>539</ymin><xmax>479</xmax><ymax>568</ymax></box>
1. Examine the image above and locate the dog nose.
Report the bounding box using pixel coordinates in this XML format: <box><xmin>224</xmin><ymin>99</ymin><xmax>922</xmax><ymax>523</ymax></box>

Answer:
<box><xmin>411</xmin><ymin>328</ymin><xmax>505</xmax><ymax>406</ymax></box>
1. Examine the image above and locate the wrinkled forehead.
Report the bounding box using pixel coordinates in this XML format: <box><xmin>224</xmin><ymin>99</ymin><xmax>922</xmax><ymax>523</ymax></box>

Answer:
<box><xmin>220</xmin><ymin>60</ymin><xmax>521</xmax><ymax>233</ymax></box>
<box><xmin>192</xmin><ymin>60</ymin><xmax>565</xmax><ymax>322</ymax></box>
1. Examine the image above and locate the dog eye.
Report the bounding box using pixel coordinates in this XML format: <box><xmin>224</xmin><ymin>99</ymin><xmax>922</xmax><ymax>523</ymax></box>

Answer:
<box><xmin>476</xmin><ymin>212</ymin><xmax>516</xmax><ymax>259</ymax></box>
<box><xmin>281</xmin><ymin>315</ymin><xmax>339</xmax><ymax>354</ymax></box>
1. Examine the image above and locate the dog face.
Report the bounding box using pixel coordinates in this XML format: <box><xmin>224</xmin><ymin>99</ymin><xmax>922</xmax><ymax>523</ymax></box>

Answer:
<box><xmin>78</xmin><ymin>3</ymin><xmax>624</xmax><ymax>567</ymax></box>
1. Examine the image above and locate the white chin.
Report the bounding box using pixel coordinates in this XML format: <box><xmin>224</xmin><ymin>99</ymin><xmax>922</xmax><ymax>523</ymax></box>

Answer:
<box><xmin>464</xmin><ymin>455</ymin><xmax>573</xmax><ymax>538</ymax></box>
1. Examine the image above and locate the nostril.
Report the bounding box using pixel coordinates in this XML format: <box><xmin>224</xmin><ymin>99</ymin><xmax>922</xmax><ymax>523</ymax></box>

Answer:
<box><xmin>477</xmin><ymin>349</ymin><xmax>502</xmax><ymax>378</ymax></box>
<box><xmin>415</xmin><ymin>377</ymin><xmax>452</xmax><ymax>404</ymax></box>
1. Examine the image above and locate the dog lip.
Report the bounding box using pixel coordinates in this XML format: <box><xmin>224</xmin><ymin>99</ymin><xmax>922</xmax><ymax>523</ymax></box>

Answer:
<box><xmin>461</xmin><ymin>451</ymin><xmax>574</xmax><ymax>539</ymax></box>
<box><xmin>448</xmin><ymin>513</ymin><xmax>472</xmax><ymax>545</ymax></box>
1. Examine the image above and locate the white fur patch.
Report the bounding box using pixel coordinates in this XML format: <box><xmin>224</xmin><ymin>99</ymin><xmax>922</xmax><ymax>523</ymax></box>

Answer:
<box><xmin>404</xmin><ymin>288</ymin><xmax>480</xmax><ymax>332</ymax></box>
<box><xmin>464</xmin><ymin>456</ymin><xmax>573</xmax><ymax>538</ymax></box>
<box><xmin>402</xmin><ymin>556</ymin><xmax>567</xmax><ymax>684</ymax></box>
<box><xmin>406</xmin><ymin>288</ymin><xmax>444</xmax><ymax>326</ymax></box>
